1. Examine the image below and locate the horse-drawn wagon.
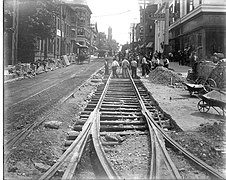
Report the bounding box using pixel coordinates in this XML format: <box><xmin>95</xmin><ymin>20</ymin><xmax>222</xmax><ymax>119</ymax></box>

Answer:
<box><xmin>76</xmin><ymin>44</ymin><xmax>90</xmax><ymax>64</ymax></box>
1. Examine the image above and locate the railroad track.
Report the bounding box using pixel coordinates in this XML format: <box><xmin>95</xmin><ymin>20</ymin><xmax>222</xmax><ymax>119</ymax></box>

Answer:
<box><xmin>39</xmin><ymin>70</ymin><xmax>225</xmax><ymax>180</ymax></box>
<box><xmin>4</xmin><ymin>66</ymin><xmax>104</xmax><ymax>162</ymax></box>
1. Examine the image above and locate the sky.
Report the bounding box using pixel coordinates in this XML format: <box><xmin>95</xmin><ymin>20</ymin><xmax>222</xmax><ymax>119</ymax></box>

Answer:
<box><xmin>87</xmin><ymin>0</ymin><xmax>140</xmax><ymax>45</ymax></box>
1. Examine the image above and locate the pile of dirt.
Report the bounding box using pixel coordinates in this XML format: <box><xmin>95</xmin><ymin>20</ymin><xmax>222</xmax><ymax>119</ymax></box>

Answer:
<box><xmin>148</xmin><ymin>66</ymin><xmax>185</xmax><ymax>85</ymax></box>
<box><xmin>169</xmin><ymin>122</ymin><xmax>225</xmax><ymax>169</ymax></box>
<box><xmin>198</xmin><ymin>122</ymin><xmax>225</xmax><ymax>141</ymax></box>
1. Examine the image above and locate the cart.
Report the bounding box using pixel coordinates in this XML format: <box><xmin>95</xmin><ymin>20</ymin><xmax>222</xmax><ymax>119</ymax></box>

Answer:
<box><xmin>197</xmin><ymin>90</ymin><xmax>226</xmax><ymax>117</ymax></box>
<box><xmin>97</xmin><ymin>50</ymin><xmax>108</xmax><ymax>58</ymax></box>
<box><xmin>76</xmin><ymin>45</ymin><xmax>90</xmax><ymax>64</ymax></box>
<box><xmin>182</xmin><ymin>82</ymin><xmax>207</xmax><ymax>96</ymax></box>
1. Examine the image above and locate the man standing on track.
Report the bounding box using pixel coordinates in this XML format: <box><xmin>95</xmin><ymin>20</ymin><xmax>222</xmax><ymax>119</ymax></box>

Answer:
<box><xmin>111</xmin><ymin>58</ymin><xmax>119</xmax><ymax>78</ymax></box>
<box><xmin>121</xmin><ymin>57</ymin><xmax>130</xmax><ymax>78</ymax></box>
<box><xmin>131</xmin><ymin>58</ymin><xmax>138</xmax><ymax>78</ymax></box>
<box><xmin>141</xmin><ymin>55</ymin><xmax>148</xmax><ymax>76</ymax></box>
<box><xmin>104</xmin><ymin>59</ymin><xmax>109</xmax><ymax>75</ymax></box>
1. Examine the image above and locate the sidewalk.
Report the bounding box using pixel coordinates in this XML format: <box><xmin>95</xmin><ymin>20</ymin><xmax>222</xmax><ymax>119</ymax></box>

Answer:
<box><xmin>140</xmin><ymin>61</ymin><xmax>225</xmax><ymax>132</ymax></box>
<box><xmin>4</xmin><ymin>56</ymin><xmax>100</xmax><ymax>84</ymax></box>
<box><xmin>168</xmin><ymin>62</ymin><xmax>191</xmax><ymax>78</ymax></box>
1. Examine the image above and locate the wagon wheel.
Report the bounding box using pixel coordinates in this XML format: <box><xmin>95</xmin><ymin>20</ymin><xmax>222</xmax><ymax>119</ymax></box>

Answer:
<box><xmin>189</xmin><ymin>90</ymin><xmax>193</xmax><ymax>96</ymax></box>
<box><xmin>204</xmin><ymin>78</ymin><xmax>217</xmax><ymax>92</ymax></box>
<box><xmin>197</xmin><ymin>100</ymin><xmax>210</xmax><ymax>113</ymax></box>
<box><xmin>195</xmin><ymin>77</ymin><xmax>206</xmax><ymax>85</ymax></box>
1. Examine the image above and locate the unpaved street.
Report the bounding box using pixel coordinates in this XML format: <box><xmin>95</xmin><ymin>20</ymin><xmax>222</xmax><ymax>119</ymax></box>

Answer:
<box><xmin>4</xmin><ymin>61</ymin><xmax>226</xmax><ymax>179</ymax></box>
<box><xmin>4</xmin><ymin>58</ymin><xmax>105</xmax><ymax>138</ymax></box>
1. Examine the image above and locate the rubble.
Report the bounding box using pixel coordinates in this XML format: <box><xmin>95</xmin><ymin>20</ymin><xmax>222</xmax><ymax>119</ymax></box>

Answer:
<box><xmin>44</xmin><ymin>121</ymin><xmax>62</xmax><ymax>129</ymax></box>
<box><xmin>34</xmin><ymin>162</ymin><xmax>51</xmax><ymax>172</ymax></box>
<box><xmin>147</xmin><ymin>66</ymin><xmax>185</xmax><ymax>86</ymax></box>
<box><xmin>4</xmin><ymin>58</ymin><xmax>68</xmax><ymax>83</ymax></box>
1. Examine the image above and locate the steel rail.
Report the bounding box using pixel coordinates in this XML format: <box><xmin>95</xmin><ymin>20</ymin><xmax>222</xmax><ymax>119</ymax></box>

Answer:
<box><xmin>91</xmin><ymin>72</ymin><xmax>121</xmax><ymax>179</ymax></box>
<box><xmin>145</xmin><ymin>110</ymin><xmax>225</xmax><ymax>179</ymax></box>
<box><xmin>61</xmin><ymin>120</ymin><xmax>91</xmax><ymax>180</ymax></box>
<box><xmin>5</xmin><ymin>67</ymin><xmax>105</xmax><ymax>163</ymax></box>
<box><xmin>127</xmin><ymin>69</ymin><xmax>181</xmax><ymax>179</ymax></box>
<box><xmin>5</xmin><ymin>118</ymin><xmax>46</xmax><ymax>162</ymax></box>
<box><xmin>38</xmin><ymin>111</ymin><xmax>95</xmax><ymax>180</ymax></box>
<box><xmin>149</xmin><ymin>125</ymin><xmax>159</xmax><ymax>178</ymax></box>
<box><xmin>39</xmin><ymin>72</ymin><xmax>119</xmax><ymax>180</ymax></box>
<box><xmin>144</xmin><ymin>110</ymin><xmax>181</xmax><ymax>179</ymax></box>
<box><xmin>91</xmin><ymin>112</ymin><xmax>120</xmax><ymax>179</ymax></box>
<box><xmin>128</xmin><ymin>69</ymin><xmax>225</xmax><ymax>179</ymax></box>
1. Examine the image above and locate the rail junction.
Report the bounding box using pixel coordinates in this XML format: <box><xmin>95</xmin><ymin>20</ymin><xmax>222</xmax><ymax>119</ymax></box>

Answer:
<box><xmin>36</xmin><ymin>69</ymin><xmax>225</xmax><ymax>180</ymax></box>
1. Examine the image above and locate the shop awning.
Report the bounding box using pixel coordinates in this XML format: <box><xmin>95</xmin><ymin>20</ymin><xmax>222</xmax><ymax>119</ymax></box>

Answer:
<box><xmin>140</xmin><ymin>44</ymin><xmax>144</xmax><ymax>48</ymax></box>
<box><xmin>76</xmin><ymin>42</ymin><xmax>82</xmax><ymax>47</ymax></box>
<box><xmin>76</xmin><ymin>43</ymin><xmax>88</xmax><ymax>48</ymax></box>
<box><xmin>146</xmin><ymin>42</ymin><xmax>153</xmax><ymax>48</ymax></box>
<box><xmin>80</xmin><ymin>45</ymin><xmax>89</xmax><ymax>48</ymax></box>
<box><xmin>86</xmin><ymin>41</ymin><xmax>90</xmax><ymax>46</ymax></box>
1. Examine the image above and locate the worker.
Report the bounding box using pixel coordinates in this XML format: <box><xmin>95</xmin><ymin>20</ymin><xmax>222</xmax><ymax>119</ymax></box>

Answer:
<box><xmin>152</xmin><ymin>55</ymin><xmax>160</xmax><ymax>70</ymax></box>
<box><xmin>104</xmin><ymin>59</ymin><xmax>109</xmax><ymax>75</ymax></box>
<box><xmin>141</xmin><ymin>56</ymin><xmax>148</xmax><ymax>76</ymax></box>
<box><xmin>121</xmin><ymin>57</ymin><xmax>130</xmax><ymax>78</ymax></box>
<box><xmin>111</xmin><ymin>58</ymin><xmax>119</xmax><ymax>78</ymax></box>
<box><xmin>131</xmin><ymin>59</ymin><xmax>138</xmax><ymax>78</ymax></box>
<box><xmin>163</xmin><ymin>55</ymin><xmax>170</xmax><ymax>68</ymax></box>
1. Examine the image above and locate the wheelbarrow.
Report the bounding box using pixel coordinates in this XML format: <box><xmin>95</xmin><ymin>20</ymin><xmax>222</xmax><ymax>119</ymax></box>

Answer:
<box><xmin>197</xmin><ymin>90</ymin><xmax>226</xmax><ymax>117</ymax></box>
<box><xmin>182</xmin><ymin>82</ymin><xmax>207</xmax><ymax>96</ymax></box>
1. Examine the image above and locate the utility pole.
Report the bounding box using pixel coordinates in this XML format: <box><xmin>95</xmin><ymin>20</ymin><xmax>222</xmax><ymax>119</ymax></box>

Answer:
<box><xmin>164</xmin><ymin>1</ymin><xmax>169</xmax><ymax>55</ymax></box>
<box><xmin>139</xmin><ymin>0</ymin><xmax>152</xmax><ymax>55</ymax></box>
<box><xmin>60</xmin><ymin>1</ymin><xmax>63</xmax><ymax>57</ymax></box>
<box><xmin>12</xmin><ymin>0</ymin><xmax>19</xmax><ymax>65</ymax></box>
<box><xmin>129</xmin><ymin>30</ymin><xmax>131</xmax><ymax>50</ymax></box>
<box><xmin>132</xmin><ymin>23</ymin><xmax>135</xmax><ymax>55</ymax></box>
<box><xmin>143</xmin><ymin>0</ymin><xmax>146</xmax><ymax>49</ymax></box>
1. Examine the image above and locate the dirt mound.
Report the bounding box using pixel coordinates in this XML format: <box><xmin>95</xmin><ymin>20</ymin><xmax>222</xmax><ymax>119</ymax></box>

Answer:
<box><xmin>148</xmin><ymin>66</ymin><xmax>185</xmax><ymax>85</ymax></box>
<box><xmin>198</xmin><ymin>122</ymin><xmax>225</xmax><ymax>140</ymax></box>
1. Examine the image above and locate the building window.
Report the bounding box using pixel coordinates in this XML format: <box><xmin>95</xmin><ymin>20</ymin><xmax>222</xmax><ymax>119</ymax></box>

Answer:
<box><xmin>57</xmin><ymin>18</ymin><xmax>60</xmax><ymax>29</ymax></box>
<box><xmin>174</xmin><ymin>0</ymin><xmax>180</xmax><ymax>20</ymax></box>
<box><xmin>187</xmin><ymin>0</ymin><xmax>194</xmax><ymax>13</ymax></box>
<box><xmin>57</xmin><ymin>38</ymin><xmax>60</xmax><ymax>53</ymax></box>
<box><xmin>198</xmin><ymin>34</ymin><xmax>202</xmax><ymax>46</ymax></box>
<box><xmin>48</xmin><ymin>39</ymin><xmax>54</xmax><ymax>54</ymax></box>
<box><xmin>77</xmin><ymin>28</ymin><xmax>84</xmax><ymax>35</ymax></box>
<box><xmin>169</xmin><ymin>4</ymin><xmax>174</xmax><ymax>25</ymax></box>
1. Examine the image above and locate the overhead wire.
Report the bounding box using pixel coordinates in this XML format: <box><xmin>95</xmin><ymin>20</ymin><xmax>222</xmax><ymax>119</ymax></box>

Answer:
<box><xmin>92</xmin><ymin>10</ymin><xmax>131</xmax><ymax>17</ymax></box>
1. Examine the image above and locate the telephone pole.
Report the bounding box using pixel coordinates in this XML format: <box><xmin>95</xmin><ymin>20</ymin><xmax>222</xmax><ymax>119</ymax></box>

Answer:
<box><xmin>138</xmin><ymin>0</ymin><xmax>151</xmax><ymax>54</ymax></box>
<box><xmin>164</xmin><ymin>1</ymin><xmax>169</xmax><ymax>55</ymax></box>
<box><xmin>132</xmin><ymin>23</ymin><xmax>135</xmax><ymax>54</ymax></box>
<box><xmin>12</xmin><ymin>0</ymin><xmax>19</xmax><ymax>65</ymax></box>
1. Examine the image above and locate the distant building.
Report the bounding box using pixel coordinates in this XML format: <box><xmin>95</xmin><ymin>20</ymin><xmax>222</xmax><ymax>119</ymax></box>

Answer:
<box><xmin>140</xmin><ymin>3</ymin><xmax>157</xmax><ymax>55</ymax></box>
<box><xmin>108</xmin><ymin>26</ymin><xmax>112</xmax><ymax>41</ymax></box>
<box><xmin>90</xmin><ymin>22</ymin><xmax>98</xmax><ymax>54</ymax></box>
<box><xmin>4</xmin><ymin>0</ymin><xmax>94</xmax><ymax>65</ymax></box>
<box><xmin>63</xmin><ymin>0</ymin><xmax>92</xmax><ymax>47</ymax></box>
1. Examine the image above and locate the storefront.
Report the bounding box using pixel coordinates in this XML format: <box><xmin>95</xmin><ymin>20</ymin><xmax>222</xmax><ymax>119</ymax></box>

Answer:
<box><xmin>169</xmin><ymin>6</ymin><xmax>226</xmax><ymax>61</ymax></box>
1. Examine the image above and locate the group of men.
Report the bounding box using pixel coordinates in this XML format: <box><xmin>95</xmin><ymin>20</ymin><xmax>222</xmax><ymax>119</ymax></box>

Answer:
<box><xmin>104</xmin><ymin>56</ymin><xmax>138</xmax><ymax>79</ymax></box>
<box><xmin>141</xmin><ymin>54</ymin><xmax>170</xmax><ymax>77</ymax></box>
<box><xmin>104</xmin><ymin>51</ymin><xmax>171</xmax><ymax>78</ymax></box>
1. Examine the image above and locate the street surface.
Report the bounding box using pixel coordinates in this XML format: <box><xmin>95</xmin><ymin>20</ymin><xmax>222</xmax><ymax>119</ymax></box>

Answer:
<box><xmin>4</xmin><ymin>58</ymin><xmax>105</xmax><ymax>136</ymax></box>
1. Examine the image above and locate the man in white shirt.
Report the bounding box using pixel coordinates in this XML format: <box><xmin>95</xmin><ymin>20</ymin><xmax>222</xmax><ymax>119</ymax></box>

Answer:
<box><xmin>111</xmin><ymin>58</ymin><xmax>119</xmax><ymax>78</ymax></box>
<box><xmin>131</xmin><ymin>59</ymin><xmax>138</xmax><ymax>78</ymax></box>
<box><xmin>121</xmin><ymin>58</ymin><xmax>130</xmax><ymax>78</ymax></box>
